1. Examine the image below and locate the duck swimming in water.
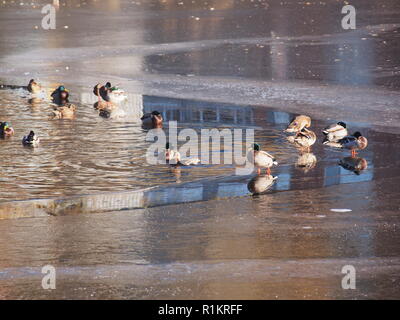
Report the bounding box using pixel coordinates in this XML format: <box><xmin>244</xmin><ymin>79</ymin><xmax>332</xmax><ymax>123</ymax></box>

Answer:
<box><xmin>285</xmin><ymin>115</ymin><xmax>311</xmax><ymax>133</ymax></box>
<box><xmin>158</xmin><ymin>143</ymin><xmax>200</xmax><ymax>166</ymax></box>
<box><xmin>141</xmin><ymin>111</ymin><xmax>163</xmax><ymax>128</ymax></box>
<box><xmin>27</xmin><ymin>79</ymin><xmax>42</xmax><ymax>94</ymax></box>
<box><xmin>323</xmin><ymin>121</ymin><xmax>348</xmax><ymax>141</ymax></box>
<box><xmin>324</xmin><ymin>131</ymin><xmax>368</xmax><ymax>157</ymax></box>
<box><xmin>247</xmin><ymin>143</ymin><xmax>278</xmax><ymax>175</ymax></box>
<box><xmin>22</xmin><ymin>131</ymin><xmax>40</xmax><ymax>147</ymax></box>
<box><xmin>0</xmin><ymin>122</ymin><xmax>14</xmax><ymax>137</ymax></box>
<box><xmin>51</xmin><ymin>85</ymin><xmax>69</xmax><ymax>104</ymax></box>
<box><xmin>93</xmin><ymin>83</ymin><xmax>117</xmax><ymax>117</ymax></box>
<box><xmin>93</xmin><ymin>82</ymin><xmax>127</xmax><ymax>104</ymax></box>
<box><xmin>93</xmin><ymin>82</ymin><xmax>112</xmax><ymax>101</ymax></box>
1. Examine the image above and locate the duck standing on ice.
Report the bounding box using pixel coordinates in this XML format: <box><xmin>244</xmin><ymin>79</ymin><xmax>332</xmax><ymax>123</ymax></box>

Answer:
<box><xmin>247</xmin><ymin>143</ymin><xmax>278</xmax><ymax>176</ymax></box>
<box><xmin>324</xmin><ymin>131</ymin><xmax>368</xmax><ymax>157</ymax></box>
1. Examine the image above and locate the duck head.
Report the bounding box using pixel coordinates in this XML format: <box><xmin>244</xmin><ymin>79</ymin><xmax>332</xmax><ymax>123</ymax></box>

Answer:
<box><xmin>285</xmin><ymin>115</ymin><xmax>311</xmax><ymax>133</ymax></box>
<box><xmin>253</xmin><ymin>143</ymin><xmax>261</xmax><ymax>151</ymax></box>
<box><xmin>28</xmin><ymin>79</ymin><xmax>41</xmax><ymax>93</ymax></box>
<box><xmin>337</xmin><ymin>121</ymin><xmax>347</xmax><ymax>128</ymax></box>
<box><xmin>151</xmin><ymin>111</ymin><xmax>163</xmax><ymax>127</ymax></box>
<box><xmin>57</xmin><ymin>86</ymin><xmax>69</xmax><ymax>100</ymax></box>
<box><xmin>52</xmin><ymin>85</ymin><xmax>69</xmax><ymax>99</ymax></box>
<box><xmin>353</xmin><ymin>131</ymin><xmax>362</xmax><ymax>138</ymax></box>
<box><xmin>0</xmin><ymin>122</ymin><xmax>14</xmax><ymax>136</ymax></box>
<box><xmin>27</xmin><ymin>130</ymin><xmax>35</xmax><ymax>141</ymax></box>
<box><xmin>353</xmin><ymin>132</ymin><xmax>368</xmax><ymax>150</ymax></box>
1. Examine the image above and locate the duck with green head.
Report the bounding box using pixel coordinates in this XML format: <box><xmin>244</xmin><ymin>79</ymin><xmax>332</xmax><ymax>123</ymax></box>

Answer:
<box><xmin>247</xmin><ymin>143</ymin><xmax>278</xmax><ymax>175</ymax></box>
<box><xmin>93</xmin><ymin>82</ymin><xmax>127</xmax><ymax>104</ymax></box>
<box><xmin>51</xmin><ymin>85</ymin><xmax>69</xmax><ymax>104</ymax></box>
<box><xmin>93</xmin><ymin>83</ymin><xmax>117</xmax><ymax>115</ymax></box>
<box><xmin>0</xmin><ymin>122</ymin><xmax>14</xmax><ymax>137</ymax></box>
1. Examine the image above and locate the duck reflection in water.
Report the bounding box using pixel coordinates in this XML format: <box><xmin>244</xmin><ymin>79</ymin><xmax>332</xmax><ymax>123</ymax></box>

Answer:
<box><xmin>170</xmin><ymin>166</ymin><xmax>182</xmax><ymax>183</ymax></box>
<box><xmin>28</xmin><ymin>97</ymin><xmax>43</xmax><ymax>106</ymax></box>
<box><xmin>339</xmin><ymin>157</ymin><xmax>368</xmax><ymax>175</ymax></box>
<box><xmin>295</xmin><ymin>152</ymin><xmax>317</xmax><ymax>173</ymax></box>
<box><xmin>247</xmin><ymin>175</ymin><xmax>278</xmax><ymax>196</ymax></box>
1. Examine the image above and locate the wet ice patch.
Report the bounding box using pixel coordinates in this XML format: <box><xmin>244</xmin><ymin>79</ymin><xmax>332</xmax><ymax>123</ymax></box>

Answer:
<box><xmin>330</xmin><ymin>208</ymin><xmax>352</xmax><ymax>212</ymax></box>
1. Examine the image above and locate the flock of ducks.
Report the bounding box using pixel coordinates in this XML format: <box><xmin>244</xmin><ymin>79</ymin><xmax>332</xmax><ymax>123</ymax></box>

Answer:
<box><xmin>1</xmin><ymin>79</ymin><xmax>369</xmax><ymax>195</ymax></box>
<box><xmin>246</xmin><ymin>114</ymin><xmax>369</xmax><ymax>194</ymax></box>
<box><xmin>1</xmin><ymin>79</ymin><xmax>173</xmax><ymax>161</ymax></box>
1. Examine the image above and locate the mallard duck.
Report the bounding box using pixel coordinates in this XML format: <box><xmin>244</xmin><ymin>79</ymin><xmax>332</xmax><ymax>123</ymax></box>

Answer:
<box><xmin>323</xmin><ymin>121</ymin><xmax>348</xmax><ymax>141</ymax></box>
<box><xmin>51</xmin><ymin>85</ymin><xmax>69</xmax><ymax>104</ymax></box>
<box><xmin>22</xmin><ymin>131</ymin><xmax>40</xmax><ymax>147</ymax></box>
<box><xmin>51</xmin><ymin>103</ymin><xmax>77</xmax><ymax>119</ymax></box>
<box><xmin>285</xmin><ymin>115</ymin><xmax>311</xmax><ymax>133</ymax></box>
<box><xmin>0</xmin><ymin>122</ymin><xmax>14</xmax><ymax>137</ymax></box>
<box><xmin>287</xmin><ymin>128</ymin><xmax>317</xmax><ymax>151</ymax></box>
<box><xmin>324</xmin><ymin>131</ymin><xmax>368</xmax><ymax>157</ymax></box>
<box><xmin>158</xmin><ymin>143</ymin><xmax>200</xmax><ymax>166</ymax></box>
<box><xmin>93</xmin><ymin>83</ymin><xmax>117</xmax><ymax>117</ymax></box>
<box><xmin>247</xmin><ymin>175</ymin><xmax>277</xmax><ymax>195</ymax></box>
<box><xmin>93</xmin><ymin>82</ymin><xmax>111</xmax><ymax>101</ymax></box>
<box><xmin>27</xmin><ymin>79</ymin><xmax>41</xmax><ymax>94</ymax></box>
<box><xmin>295</xmin><ymin>152</ymin><xmax>317</xmax><ymax>173</ymax></box>
<box><xmin>247</xmin><ymin>143</ymin><xmax>278</xmax><ymax>175</ymax></box>
<box><xmin>141</xmin><ymin>111</ymin><xmax>163</xmax><ymax>128</ymax></box>
<box><xmin>339</xmin><ymin>156</ymin><xmax>368</xmax><ymax>175</ymax></box>
<box><xmin>93</xmin><ymin>82</ymin><xmax>127</xmax><ymax>104</ymax></box>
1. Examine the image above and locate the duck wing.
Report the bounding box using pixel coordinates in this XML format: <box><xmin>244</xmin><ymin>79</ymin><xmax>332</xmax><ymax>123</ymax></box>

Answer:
<box><xmin>258</xmin><ymin>150</ymin><xmax>275</xmax><ymax>160</ymax></box>
<box><xmin>141</xmin><ymin>113</ymin><xmax>152</xmax><ymax>120</ymax></box>
<box><xmin>323</xmin><ymin>123</ymin><xmax>342</xmax><ymax>134</ymax></box>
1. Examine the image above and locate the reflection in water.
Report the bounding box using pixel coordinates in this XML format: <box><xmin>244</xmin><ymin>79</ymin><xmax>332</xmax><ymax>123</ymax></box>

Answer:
<box><xmin>339</xmin><ymin>157</ymin><xmax>368</xmax><ymax>175</ymax></box>
<box><xmin>0</xmin><ymin>88</ymin><xmax>394</xmax><ymax>209</ymax></box>
<box><xmin>295</xmin><ymin>152</ymin><xmax>317</xmax><ymax>174</ymax></box>
<box><xmin>1</xmin><ymin>0</ymin><xmax>400</xmax><ymax>300</ymax></box>
<box><xmin>247</xmin><ymin>175</ymin><xmax>277</xmax><ymax>196</ymax></box>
